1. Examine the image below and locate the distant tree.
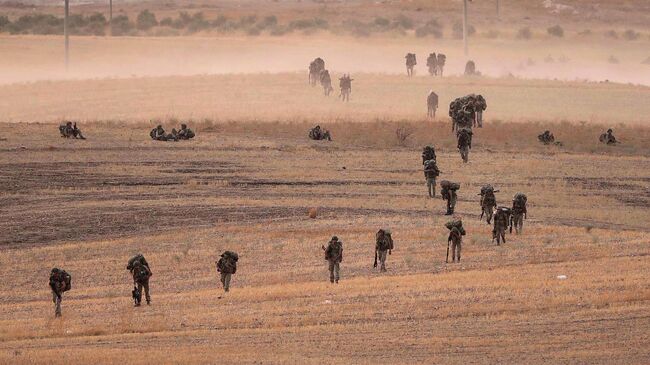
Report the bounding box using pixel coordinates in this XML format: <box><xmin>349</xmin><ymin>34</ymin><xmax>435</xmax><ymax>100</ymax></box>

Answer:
<box><xmin>136</xmin><ymin>10</ymin><xmax>158</xmax><ymax>31</ymax></box>
<box><xmin>547</xmin><ymin>25</ymin><xmax>564</xmax><ymax>37</ymax></box>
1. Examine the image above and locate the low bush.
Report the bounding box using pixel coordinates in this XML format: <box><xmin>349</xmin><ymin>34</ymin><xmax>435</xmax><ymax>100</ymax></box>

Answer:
<box><xmin>547</xmin><ymin>25</ymin><xmax>564</xmax><ymax>37</ymax></box>
<box><xmin>516</xmin><ymin>27</ymin><xmax>532</xmax><ymax>40</ymax></box>
<box><xmin>452</xmin><ymin>21</ymin><xmax>475</xmax><ymax>39</ymax></box>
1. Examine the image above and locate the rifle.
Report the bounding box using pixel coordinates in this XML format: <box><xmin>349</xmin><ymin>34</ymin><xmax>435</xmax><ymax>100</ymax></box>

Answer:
<box><xmin>373</xmin><ymin>249</ymin><xmax>378</xmax><ymax>268</ymax></box>
<box><xmin>446</xmin><ymin>238</ymin><xmax>450</xmax><ymax>263</ymax></box>
<box><xmin>132</xmin><ymin>285</ymin><xmax>141</xmax><ymax>306</ymax></box>
<box><xmin>509</xmin><ymin>215</ymin><xmax>513</xmax><ymax>234</ymax></box>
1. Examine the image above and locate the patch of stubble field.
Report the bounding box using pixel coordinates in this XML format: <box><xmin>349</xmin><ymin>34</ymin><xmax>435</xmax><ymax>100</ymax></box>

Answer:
<box><xmin>0</xmin><ymin>123</ymin><xmax>649</xmax><ymax>364</ymax></box>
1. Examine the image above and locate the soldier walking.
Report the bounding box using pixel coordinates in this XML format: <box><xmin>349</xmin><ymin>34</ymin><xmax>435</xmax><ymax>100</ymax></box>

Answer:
<box><xmin>427</xmin><ymin>90</ymin><xmax>439</xmax><ymax>118</ymax></box>
<box><xmin>49</xmin><ymin>268</ymin><xmax>71</xmax><ymax>317</ymax></box>
<box><xmin>323</xmin><ymin>236</ymin><xmax>343</xmax><ymax>283</ymax></box>
<box><xmin>479</xmin><ymin>185</ymin><xmax>498</xmax><ymax>224</ymax></box>
<box><xmin>216</xmin><ymin>251</ymin><xmax>239</xmax><ymax>292</ymax></box>
<box><xmin>374</xmin><ymin>229</ymin><xmax>394</xmax><ymax>272</ymax></box>
<box><xmin>127</xmin><ymin>254</ymin><xmax>152</xmax><ymax>306</ymax></box>
<box><xmin>424</xmin><ymin>158</ymin><xmax>440</xmax><ymax>198</ymax></box>
<box><xmin>492</xmin><ymin>207</ymin><xmax>511</xmax><ymax>245</ymax></box>
<box><xmin>445</xmin><ymin>219</ymin><xmax>465</xmax><ymax>263</ymax></box>
<box><xmin>440</xmin><ymin>180</ymin><xmax>460</xmax><ymax>215</ymax></box>
<box><xmin>511</xmin><ymin>193</ymin><xmax>528</xmax><ymax>234</ymax></box>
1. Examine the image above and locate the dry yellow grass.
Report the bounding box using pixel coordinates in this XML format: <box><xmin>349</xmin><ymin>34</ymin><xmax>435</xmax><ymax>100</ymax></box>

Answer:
<box><xmin>0</xmin><ymin>123</ymin><xmax>649</xmax><ymax>364</ymax></box>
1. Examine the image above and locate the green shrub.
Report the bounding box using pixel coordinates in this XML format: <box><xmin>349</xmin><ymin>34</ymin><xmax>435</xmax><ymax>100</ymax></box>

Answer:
<box><xmin>111</xmin><ymin>15</ymin><xmax>133</xmax><ymax>36</ymax></box>
<box><xmin>547</xmin><ymin>25</ymin><xmax>564</xmax><ymax>37</ymax></box>
<box><xmin>136</xmin><ymin>10</ymin><xmax>158</xmax><ymax>31</ymax></box>
<box><xmin>415</xmin><ymin>19</ymin><xmax>442</xmax><ymax>38</ymax></box>
<box><xmin>452</xmin><ymin>21</ymin><xmax>475</xmax><ymax>39</ymax></box>
<box><xmin>393</xmin><ymin>14</ymin><xmax>414</xmax><ymax>29</ymax></box>
<box><xmin>623</xmin><ymin>29</ymin><xmax>640</xmax><ymax>40</ymax></box>
<box><xmin>516</xmin><ymin>27</ymin><xmax>532</xmax><ymax>39</ymax></box>
<box><xmin>160</xmin><ymin>17</ymin><xmax>173</xmax><ymax>27</ymax></box>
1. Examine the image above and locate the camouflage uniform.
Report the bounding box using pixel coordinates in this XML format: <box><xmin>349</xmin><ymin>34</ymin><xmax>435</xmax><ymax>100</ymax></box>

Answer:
<box><xmin>49</xmin><ymin>268</ymin><xmax>71</xmax><ymax>317</ymax></box>
<box><xmin>177</xmin><ymin>124</ymin><xmax>195</xmax><ymax>140</ymax></box>
<box><xmin>309</xmin><ymin>125</ymin><xmax>332</xmax><ymax>141</ymax></box>
<box><xmin>405</xmin><ymin>53</ymin><xmax>417</xmax><ymax>77</ymax></box>
<box><xmin>492</xmin><ymin>207</ymin><xmax>511</xmax><ymax>245</ymax></box>
<box><xmin>216</xmin><ymin>251</ymin><xmax>238</xmax><ymax>292</ymax></box>
<box><xmin>511</xmin><ymin>193</ymin><xmax>527</xmax><ymax>234</ymax></box>
<box><xmin>127</xmin><ymin>255</ymin><xmax>152</xmax><ymax>306</ymax></box>
<box><xmin>309</xmin><ymin>58</ymin><xmax>325</xmax><ymax>86</ymax></box>
<box><xmin>457</xmin><ymin>128</ymin><xmax>472</xmax><ymax>163</ymax></box>
<box><xmin>424</xmin><ymin>159</ymin><xmax>440</xmax><ymax>198</ymax></box>
<box><xmin>475</xmin><ymin>95</ymin><xmax>487</xmax><ymax>128</ymax></box>
<box><xmin>375</xmin><ymin>229</ymin><xmax>394</xmax><ymax>272</ymax></box>
<box><xmin>426</xmin><ymin>53</ymin><xmax>438</xmax><ymax>76</ymax></box>
<box><xmin>538</xmin><ymin>130</ymin><xmax>555</xmax><ymax>144</ymax></box>
<box><xmin>339</xmin><ymin>75</ymin><xmax>353</xmax><ymax>102</ymax></box>
<box><xmin>599</xmin><ymin>129</ymin><xmax>618</xmax><ymax>145</ymax></box>
<box><xmin>441</xmin><ymin>181</ymin><xmax>460</xmax><ymax>215</ymax></box>
<box><xmin>464</xmin><ymin>60</ymin><xmax>478</xmax><ymax>76</ymax></box>
<box><xmin>324</xmin><ymin>237</ymin><xmax>343</xmax><ymax>283</ymax></box>
<box><xmin>427</xmin><ymin>91</ymin><xmax>439</xmax><ymax>118</ymax></box>
<box><xmin>150</xmin><ymin>125</ymin><xmax>167</xmax><ymax>141</ymax></box>
<box><xmin>480</xmin><ymin>185</ymin><xmax>497</xmax><ymax>224</ymax></box>
<box><xmin>436</xmin><ymin>54</ymin><xmax>446</xmax><ymax>76</ymax></box>
<box><xmin>320</xmin><ymin>69</ymin><xmax>333</xmax><ymax>96</ymax></box>
<box><xmin>448</xmin><ymin>227</ymin><xmax>462</xmax><ymax>262</ymax></box>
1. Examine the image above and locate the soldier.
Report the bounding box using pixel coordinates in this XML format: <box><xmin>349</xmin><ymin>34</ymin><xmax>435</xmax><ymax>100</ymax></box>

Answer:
<box><xmin>445</xmin><ymin>219</ymin><xmax>465</xmax><ymax>263</ymax></box>
<box><xmin>475</xmin><ymin>95</ymin><xmax>487</xmax><ymax>127</ymax></box>
<box><xmin>427</xmin><ymin>90</ymin><xmax>439</xmax><ymax>118</ymax></box>
<box><xmin>440</xmin><ymin>180</ymin><xmax>460</xmax><ymax>215</ymax></box>
<box><xmin>422</xmin><ymin>145</ymin><xmax>436</xmax><ymax>165</ymax></box>
<box><xmin>492</xmin><ymin>206</ymin><xmax>512</xmax><ymax>245</ymax></box>
<box><xmin>464</xmin><ymin>60</ymin><xmax>477</xmax><ymax>76</ymax></box>
<box><xmin>511</xmin><ymin>193</ymin><xmax>528</xmax><ymax>234</ymax></box>
<box><xmin>322</xmin><ymin>236</ymin><xmax>343</xmax><ymax>283</ymax></box>
<box><xmin>177</xmin><ymin>124</ymin><xmax>195</xmax><ymax>140</ymax></box>
<box><xmin>457</xmin><ymin>128</ymin><xmax>472</xmax><ymax>163</ymax></box>
<box><xmin>426</xmin><ymin>53</ymin><xmax>438</xmax><ymax>76</ymax></box>
<box><xmin>479</xmin><ymin>185</ymin><xmax>498</xmax><ymax>224</ymax></box>
<box><xmin>405</xmin><ymin>53</ymin><xmax>417</xmax><ymax>77</ymax></box>
<box><xmin>58</xmin><ymin>121</ymin><xmax>74</xmax><ymax>138</ymax></box>
<box><xmin>436</xmin><ymin>54</ymin><xmax>446</xmax><ymax>76</ymax></box>
<box><xmin>309</xmin><ymin>125</ymin><xmax>332</xmax><ymax>141</ymax></box>
<box><xmin>339</xmin><ymin>74</ymin><xmax>353</xmax><ymax>102</ymax></box>
<box><xmin>538</xmin><ymin>130</ymin><xmax>555</xmax><ymax>145</ymax></box>
<box><xmin>424</xmin><ymin>158</ymin><xmax>440</xmax><ymax>198</ymax></box>
<box><xmin>319</xmin><ymin>69</ymin><xmax>333</xmax><ymax>96</ymax></box>
<box><xmin>374</xmin><ymin>229</ymin><xmax>394</xmax><ymax>272</ymax></box>
<box><xmin>216</xmin><ymin>251</ymin><xmax>239</xmax><ymax>292</ymax></box>
<box><xmin>150</xmin><ymin>125</ymin><xmax>167</xmax><ymax>141</ymax></box>
<box><xmin>599</xmin><ymin>129</ymin><xmax>618</xmax><ymax>145</ymax></box>
<box><xmin>49</xmin><ymin>268</ymin><xmax>71</xmax><ymax>317</ymax></box>
<box><xmin>309</xmin><ymin>57</ymin><xmax>325</xmax><ymax>86</ymax></box>
<box><xmin>127</xmin><ymin>254</ymin><xmax>152</xmax><ymax>306</ymax></box>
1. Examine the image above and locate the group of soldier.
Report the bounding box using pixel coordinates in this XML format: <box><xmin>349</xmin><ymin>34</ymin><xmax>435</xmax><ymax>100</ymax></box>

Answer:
<box><xmin>308</xmin><ymin>125</ymin><xmax>332</xmax><ymax>141</ymax></box>
<box><xmin>308</xmin><ymin>58</ymin><xmax>353</xmax><ymax>102</ymax></box>
<box><xmin>448</xmin><ymin>94</ymin><xmax>488</xmax><ymax>163</ymax></box>
<box><xmin>406</xmin><ymin>52</ymin><xmax>449</xmax><ymax>77</ymax></box>
<box><xmin>422</xmin><ymin>143</ymin><xmax>530</xmax><ymax>262</ymax></box>
<box><xmin>49</xmin><ymin>251</ymin><xmax>240</xmax><ymax>317</ymax></box>
<box><xmin>150</xmin><ymin>124</ymin><xmax>195</xmax><ymax>142</ymax></box>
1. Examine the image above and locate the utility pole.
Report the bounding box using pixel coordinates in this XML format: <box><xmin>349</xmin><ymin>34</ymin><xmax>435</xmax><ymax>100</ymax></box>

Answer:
<box><xmin>462</xmin><ymin>0</ymin><xmax>469</xmax><ymax>56</ymax></box>
<box><xmin>496</xmin><ymin>0</ymin><xmax>500</xmax><ymax>19</ymax></box>
<box><xmin>64</xmin><ymin>0</ymin><xmax>69</xmax><ymax>70</ymax></box>
<box><xmin>109</xmin><ymin>0</ymin><xmax>113</xmax><ymax>36</ymax></box>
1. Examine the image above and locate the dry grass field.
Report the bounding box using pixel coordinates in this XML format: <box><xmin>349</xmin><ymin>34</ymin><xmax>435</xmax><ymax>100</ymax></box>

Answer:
<box><xmin>0</xmin><ymin>121</ymin><xmax>649</xmax><ymax>364</ymax></box>
<box><xmin>1</xmin><ymin>1</ymin><xmax>650</xmax><ymax>364</ymax></box>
